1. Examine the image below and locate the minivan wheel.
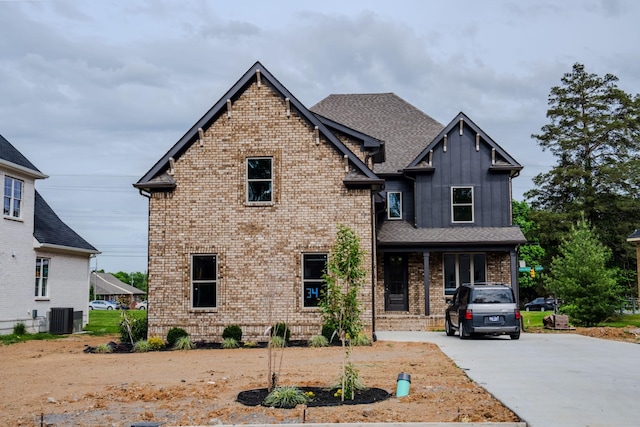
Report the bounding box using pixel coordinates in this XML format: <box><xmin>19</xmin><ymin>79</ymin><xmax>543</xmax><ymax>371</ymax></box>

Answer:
<box><xmin>445</xmin><ymin>317</ymin><xmax>454</xmax><ymax>336</ymax></box>
<box><xmin>510</xmin><ymin>332</ymin><xmax>520</xmax><ymax>340</ymax></box>
<box><xmin>459</xmin><ymin>322</ymin><xmax>468</xmax><ymax>340</ymax></box>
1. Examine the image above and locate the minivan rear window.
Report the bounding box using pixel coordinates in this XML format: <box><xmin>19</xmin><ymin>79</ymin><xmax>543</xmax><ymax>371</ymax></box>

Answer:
<box><xmin>470</xmin><ymin>288</ymin><xmax>514</xmax><ymax>304</ymax></box>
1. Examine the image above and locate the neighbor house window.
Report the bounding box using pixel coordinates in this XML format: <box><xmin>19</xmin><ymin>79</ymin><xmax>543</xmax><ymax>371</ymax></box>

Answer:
<box><xmin>302</xmin><ymin>253</ymin><xmax>327</xmax><ymax>307</ymax></box>
<box><xmin>387</xmin><ymin>191</ymin><xmax>402</xmax><ymax>219</ymax></box>
<box><xmin>4</xmin><ymin>176</ymin><xmax>23</xmax><ymax>218</ymax></box>
<box><xmin>451</xmin><ymin>186</ymin><xmax>473</xmax><ymax>223</ymax></box>
<box><xmin>192</xmin><ymin>254</ymin><xmax>217</xmax><ymax>308</ymax></box>
<box><xmin>35</xmin><ymin>258</ymin><xmax>49</xmax><ymax>298</ymax></box>
<box><xmin>247</xmin><ymin>157</ymin><xmax>273</xmax><ymax>203</ymax></box>
<box><xmin>443</xmin><ymin>253</ymin><xmax>486</xmax><ymax>295</ymax></box>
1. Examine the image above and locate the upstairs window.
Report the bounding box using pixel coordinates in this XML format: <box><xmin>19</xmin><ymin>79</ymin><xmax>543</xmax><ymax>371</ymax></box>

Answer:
<box><xmin>451</xmin><ymin>186</ymin><xmax>473</xmax><ymax>223</ymax></box>
<box><xmin>35</xmin><ymin>258</ymin><xmax>49</xmax><ymax>298</ymax></box>
<box><xmin>387</xmin><ymin>191</ymin><xmax>402</xmax><ymax>219</ymax></box>
<box><xmin>302</xmin><ymin>253</ymin><xmax>327</xmax><ymax>307</ymax></box>
<box><xmin>192</xmin><ymin>254</ymin><xmax>217</xmax><ymax>308</ymax></box>
<box><xmin>4</xmin><ymin>176</ymin><xmax>23</xmax><ymax>218</ymax></box>
<box><xmin>247</xmin><ymin>157</ymin><xmax>273</xmax><ymax>203</ymax></box>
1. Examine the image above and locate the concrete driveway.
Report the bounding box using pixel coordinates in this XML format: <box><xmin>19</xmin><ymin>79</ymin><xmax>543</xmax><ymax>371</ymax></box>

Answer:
<box><xmin>375</xmin><ymin>331</ymin><xmax>640</xmax><ymax>427</ymax></box>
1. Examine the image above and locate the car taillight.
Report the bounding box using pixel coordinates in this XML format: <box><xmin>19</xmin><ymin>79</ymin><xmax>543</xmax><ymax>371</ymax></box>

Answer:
<box><xmin>515</xmin><ymin>309</ymin><xmax>521</xmax><ymax>320</ymax></box>
<box><xmin>464</xmin><ymin>309</ymin><xmax>473</xmax><ymax>320</ymax></box>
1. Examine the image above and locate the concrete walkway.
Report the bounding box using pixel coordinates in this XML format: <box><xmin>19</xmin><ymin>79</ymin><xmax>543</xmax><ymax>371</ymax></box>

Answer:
<box><xmin>375</xmin><ymin>331</ymin><xmax>640</xmax><ymax>427</ymax></box>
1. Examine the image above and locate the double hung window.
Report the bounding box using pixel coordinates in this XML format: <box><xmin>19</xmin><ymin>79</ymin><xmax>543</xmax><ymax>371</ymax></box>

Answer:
<box><xmin>246</xmin><ymin>157</ymin><xmax>273</xmax><ymax>203</ymax></box>
<box><xmin>35</xmin><ymin>258</ymin><xmax>49</xmax><ymax>298</ymax></box>
<box><xmin>302</xmin><ymin>253</ymin><xmax>327</xmax><ymax>307</ymax></box>
<box><xmin>192</xmin><ymin>255</ymin><xmax>217</xmax><ymax>308</ymax></box>
<box><xmin>4</xmin><ymin>176</ymin><xmax>23</xmax><ymax>218</ymax></box>
<box><xmin>451</xmin><ymin>186</ymin><xmax>473</xmax><ymax>223</ymax></box>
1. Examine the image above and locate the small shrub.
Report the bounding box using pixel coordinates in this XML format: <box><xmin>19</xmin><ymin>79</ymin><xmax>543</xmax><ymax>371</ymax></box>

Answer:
<box><xmin>263</xmin><ymin>385</ymin><xmax>310</xmax><ymax>408</ymax></box>
<box><xmin>336</xmin><ymin>362</ymin><xmax>367</xmax><ymax>400</ymax></box>
<box><xmin>133</xmin><ymin>340</ymin><xmax>151</xmax><ymax>352</ymax></box>
<box><xmin>120</xmin><ymin>314</ymin><xmax>147</xmax><ymax>343</ymax></box>
<box><xmin>13</xmin><ymin>322</ymin><xmax>27</xmax><ymax>336</ymax></box>
<box><xmin>94</xmin><ymin>343</ymin><xmax>113</xmax><ymax>354</ymax></box>
<box><xmin>222</xmin><ymin>337</ymin><xmax>239</xmax><ymax>349</ymax></box>
<box><xmin>243</xmin><ymin>341</ymin><xmax>258</xmax><ymax>348</ymax></box>
<box><xmin>352</xmin><ymin>333</ymin><xmax>372</xmax><ymax>346</ymax></box>
<box><xmin>147</xmin><ymin>336</ymin><xmax>165</xmax><ymax>351</ymax></box>
<box><xmin>222</xmin><ymin>324</ymin><xmax>242</xmax><ymax>342</ymax></box>
<box><xmin>174</xmin><ymin>336</ymin><xmax>194</xmax><ymax>350</ymax></box>
<box><xmin>269</xmin><ymin>335</ymin><xmax>285</xmax><ymax>348</ymax></box>
<box><xmin>321</xmin><ymin>324</ymin><xmax>338</xmax><ymax>344</ymax></box>
<box><xmin>308</xmin><ymin>335</ymin><xmax>329</xmax><ymax>347</ymax></box>
<box><xmin>166</xmin><ymin>327</ymin><xmax>188</xmax><ymax>347</ymax></box>
<box><xmin>271</xmin><ymin>322</ymin><xmax>291</xmax><ymax>342</ymax></box>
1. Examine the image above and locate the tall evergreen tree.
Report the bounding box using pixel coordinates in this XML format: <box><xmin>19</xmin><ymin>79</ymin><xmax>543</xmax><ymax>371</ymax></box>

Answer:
<box><xmin>546</xmin><ymin>220</ymin><xmax>622</xmax><ymax>326</ymax></box>
<box><xmin>526</xmin><ymin>63</ymin><xmax>640</xmax><ymax>291</ymax></box>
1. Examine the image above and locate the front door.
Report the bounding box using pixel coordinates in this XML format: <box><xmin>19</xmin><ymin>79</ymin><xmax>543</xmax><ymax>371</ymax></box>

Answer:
<box><xmin>385</xmin><ymin>253</ymin><xmax>408</xmax><ymax>311</ymax></box>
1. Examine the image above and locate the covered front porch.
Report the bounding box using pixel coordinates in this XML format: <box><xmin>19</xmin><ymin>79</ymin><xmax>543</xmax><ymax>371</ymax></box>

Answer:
<box><xmin>373</xmin><ymin>221</ymin><xmax>526</xmax><ymax>332</ymax></box>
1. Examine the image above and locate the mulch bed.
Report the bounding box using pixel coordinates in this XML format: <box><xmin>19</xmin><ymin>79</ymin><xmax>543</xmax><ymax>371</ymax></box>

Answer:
<box><xmin>237</xmin><ymin>386</ymin><xmax>391</xmax><ymax>408</ymax></box>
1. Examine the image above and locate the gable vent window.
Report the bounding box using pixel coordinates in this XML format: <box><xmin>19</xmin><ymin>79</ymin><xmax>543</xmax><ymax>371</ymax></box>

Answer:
<box><xmin>246</xmin><ymin>157</ymin><xmax>273</xmax><ymax>203</ymax></box>
<box><xmin>451</xmin><ymin>186</ymin><xmax>474</xmax><ymax>223</ymax></box>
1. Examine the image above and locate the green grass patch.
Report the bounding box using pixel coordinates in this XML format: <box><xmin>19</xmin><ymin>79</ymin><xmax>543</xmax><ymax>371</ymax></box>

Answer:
<box><xmin>0</xmin><ymin>332</ymin><xmax>62</xmax><ymax>345</ymax></box>
<box><xmin>84</xmin><ymin>310</ymin><xmax>147</xmax><ymax>334</ymax></box>
<box><xmin>522</xmin><ymin>310</ymin><xmax>640</xmax><ymax>330</ymax></box>
<box><xmin>601</xmin><ymin>313</ymin><xmax>640</xmax><ymax>328</ymax></box>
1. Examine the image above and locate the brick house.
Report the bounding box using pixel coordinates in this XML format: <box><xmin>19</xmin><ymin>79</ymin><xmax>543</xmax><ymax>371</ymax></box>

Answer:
<box><xmin>135</xmin><ymin>62</ymin><xmax>525</xmax><ymax>341</ymax></box>
<box><xmin>1</xmin><ymin>135</ymin><xmax>99</xmax><ymax>334</ymax></box>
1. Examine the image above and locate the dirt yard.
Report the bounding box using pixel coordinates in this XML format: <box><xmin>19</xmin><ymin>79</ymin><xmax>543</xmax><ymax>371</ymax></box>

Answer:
<box><xmin>1</xmin><ymin>334</ymin><xmax>520</xmax><ymax>426</ymax></box>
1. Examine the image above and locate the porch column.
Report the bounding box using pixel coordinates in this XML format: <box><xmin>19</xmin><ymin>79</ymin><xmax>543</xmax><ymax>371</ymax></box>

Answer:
<box><xmin>510</xmin><ymin>249</ymin><xmax>519</xmax><ymax>303</ymax></box>
<box><xmin>423</xmin><ymin>251</ymin><xmax>430</xmax><ymax>316</ymax></box>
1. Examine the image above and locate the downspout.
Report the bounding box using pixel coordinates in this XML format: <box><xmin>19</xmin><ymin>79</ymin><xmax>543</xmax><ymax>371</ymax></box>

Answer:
<box><xmin>370</xmin><ymin>190</ymin><xmax>377</xmax><ymax>342</ymax></box>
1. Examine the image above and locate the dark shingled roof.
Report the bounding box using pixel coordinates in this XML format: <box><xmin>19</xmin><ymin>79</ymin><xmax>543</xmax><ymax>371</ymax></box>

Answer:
<box><xmin>34</xmin><ymin>190</ymin><xmax>98</xmax><ymax>253</ymax></box>
<box><xmin>311</xmin><ymin>93</ymin><xmax>444</xmax><ymax>174</ymax></box>
<box><xmin>90</xmin><ymin>272</ymin><xmax>145</xmax><ymax>296</ymax></box>
<box><xmin>0</xmin><ymin>134</ymin><xmax>44</xmax><ymax>175</ymax></box>
<box><xmin>378</xmin><ymin>220</ymin><xmax>526</xmax><ymax>247</ymax></box>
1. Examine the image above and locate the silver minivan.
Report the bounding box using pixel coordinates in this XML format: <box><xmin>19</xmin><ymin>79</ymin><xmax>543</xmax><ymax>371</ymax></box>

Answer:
<box><xmin>445</xmin><ymin>283</ymin><xmax>521</xmax><ymax>340</ymax></box>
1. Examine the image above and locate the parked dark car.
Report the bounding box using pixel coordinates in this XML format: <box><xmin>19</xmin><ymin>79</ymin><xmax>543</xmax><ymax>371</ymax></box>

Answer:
<box><xmin>524</xmin><ymin>297</ymin><xmax>556</xmax><ymax>312</ymax></box>
<box><xmin>445</xmin><ymin>283</ymin><xmax>520</xmax><ymax>340</ymax></box>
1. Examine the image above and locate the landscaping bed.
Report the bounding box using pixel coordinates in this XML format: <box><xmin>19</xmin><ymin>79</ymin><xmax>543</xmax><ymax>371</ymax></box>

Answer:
<box><xmin>1</xmin><ymin>334</ymin><xmax>519</xmax><ymax>426</ymax></box>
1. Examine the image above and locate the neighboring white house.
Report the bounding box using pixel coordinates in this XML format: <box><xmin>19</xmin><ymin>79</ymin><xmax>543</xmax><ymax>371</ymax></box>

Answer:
<box><xmin>1</xmin><ymin>134</ymin><xmax>99</xmax><ymax>334</ymax></box>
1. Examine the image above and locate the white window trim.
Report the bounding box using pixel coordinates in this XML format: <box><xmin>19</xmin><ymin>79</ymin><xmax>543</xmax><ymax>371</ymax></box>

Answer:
<box><xmin>443</xmin><ymin>253</ymin><xmax>486</xmax><ymax>296</ymax></box>
<box><xmin>387</xmin><ymin>191</ymin><xmax>402</xmax><ymax>220</ymax></box>
<box><xmin>246</xmin><ymin>156</ymin><xmax>274</xmax><ymax>204</ymax></box>
<box><xmin>191</xmin><ymin>254</ymin><xmax>218</xmax><ymax>309</ymax></box>
<box><xmin>302</xmin><ymin>252</ymin><xmax>328</xmax><ymax>309</ymax></box>
<box><xmin>35</xmin><ymin>257</ymin><xmax>50</xmax><ymax>298</ymax></box>
<box><xmin>451</xmin><ymin>186</ymin><xmax>474</xmax><ymax>223</ymax></box>
<box><xmin>4</xmin><ymin>175</ymin><xmax>23</xmax><ymax>219</ymax></box>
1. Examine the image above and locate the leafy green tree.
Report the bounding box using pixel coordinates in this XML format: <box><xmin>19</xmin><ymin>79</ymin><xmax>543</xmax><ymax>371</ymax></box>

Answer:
<box><xmin>512</xmin><ymin>200</ymin><xmax>546</xmax><ymax>301</ymax></box>
<box><xmin>526</xmin><ymin>63</ymin><xmax>640</xmax><ymax>293</ymax></box>
<box><xmin>319</xmin><ymin>224</ymin><xmax>367</xmax><ymax>400</ymax></box>
<box><xmin>546</xmin><ymin>220</ymin><xmax>622</xmax><ymax>326</ymax></box>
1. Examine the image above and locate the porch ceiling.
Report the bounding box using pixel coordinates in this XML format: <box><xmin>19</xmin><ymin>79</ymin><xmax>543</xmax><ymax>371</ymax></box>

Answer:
<box><xmin>377</xmin><ymin>220</ymin><xmax>526</xmax><ymax>247</ymax></box>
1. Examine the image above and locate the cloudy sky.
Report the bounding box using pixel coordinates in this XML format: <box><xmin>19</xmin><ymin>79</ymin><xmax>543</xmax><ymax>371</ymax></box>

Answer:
<box><xmin>2</xmin><ymin>0</ymin><xmax>639</xmax><ymax>274</ymax></box>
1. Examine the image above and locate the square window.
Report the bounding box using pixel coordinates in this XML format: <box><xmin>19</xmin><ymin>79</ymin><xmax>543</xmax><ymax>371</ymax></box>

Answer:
<box><xmin>247</xmin><ymin>157</ymin><xmax>273</xmax><ymax>202</ymax></box>
<box><xmin>452</xmin><ymin>187</ymin><xmax>473</xmax><ymax>222</ymax></box>
<box><xmin>4</xmin><ymin>176</ymin><xmax>23</xmax><ymax>218</ymax></box>
<box><xmin>387</xmin><ymin>192</ymin><xmax>402</xmax><ymax>219</ymax></box>
<box><xmin>192</xmin><ymin>255</ymin><xmax>217</xmax><ymax>308</ymax></box>
<box><xmin>443</xmin><ymin>253</ymin><xmax>486</xmax><ymax>295</ymax></box>
<box><xmin>302</xmin><ymin>253</ymin><xmax>327</xmax><ymax>307</ymax></box>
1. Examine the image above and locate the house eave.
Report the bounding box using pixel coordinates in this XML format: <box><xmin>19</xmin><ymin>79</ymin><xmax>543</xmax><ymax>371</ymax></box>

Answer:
<box><xmin>0</xmin><ymin>159</ymin><xmax>48</xmax><ymax>179</ymax></box>
<box><xmin>35</xmin><ymin>242</ymin><xmax>101</xmax><ymax>256</ymax></box>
